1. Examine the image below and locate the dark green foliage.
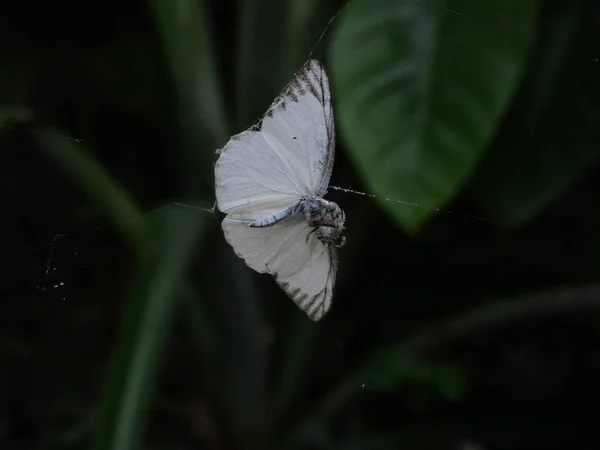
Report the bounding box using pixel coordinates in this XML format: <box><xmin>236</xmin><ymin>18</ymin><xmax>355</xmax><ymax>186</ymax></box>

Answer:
<box><xmin>0</xmin><ymin>0</ymin><xmax>599</xmax><ymax>449</ymax></box>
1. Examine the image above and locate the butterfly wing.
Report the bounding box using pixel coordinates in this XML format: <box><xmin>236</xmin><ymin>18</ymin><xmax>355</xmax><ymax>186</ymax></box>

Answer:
<box><xmin>215</xmin><ymin>59</ymin><xmax>336</xmax><ymax>217</ymax></box>
<box><xmin>215</xmin><ymin>130</ymin><xmax>304</xmax><ymax>217</ymax></box>
<box><xmin>222</xmin><ymin>216</ymin><xmax>336</xmax><ymax>321</ymax></box>
<box><xmin>214</xmin><ymin>59</ymin><xmax>339</xmax><ymax>321</ymax></box>
<box><xmin>261</xmin><ymin>59</ymin><xmax>336</xmax><ymax>197</ymax></box>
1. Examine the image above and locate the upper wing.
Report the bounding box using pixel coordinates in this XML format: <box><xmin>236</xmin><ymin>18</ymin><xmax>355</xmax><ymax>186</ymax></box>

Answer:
<box><xmin>215</xmin><ymin>59</ymin><xmax>336</xmax><ymax>217</ymax></box>
<box><xmin>215</xmin><ymin>129</ymin><xmax>304</xmax><ymax>216</ymax></box>
<box><xmin>261</xmin><ymin>59</ymin><xmax>336</xmax><ymax>197</ymax></box>
<box><xmin>222</xmin><ymin>215</ymin><xmax>337</xmax><ymax>321</ymax></box>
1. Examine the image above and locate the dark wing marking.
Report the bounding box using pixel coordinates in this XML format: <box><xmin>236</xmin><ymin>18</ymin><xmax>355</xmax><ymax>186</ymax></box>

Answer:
<box><xmin>275</xmin><ymin>241</ymin><xmax>337</xmax><ymax>322</ymax></box>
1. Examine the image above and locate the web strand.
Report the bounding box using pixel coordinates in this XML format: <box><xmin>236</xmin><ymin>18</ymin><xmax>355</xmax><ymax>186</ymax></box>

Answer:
<box><xmin>329</xmin><ymin>185</ymin><xmax>592</xmax><ymax>244</ymax></box>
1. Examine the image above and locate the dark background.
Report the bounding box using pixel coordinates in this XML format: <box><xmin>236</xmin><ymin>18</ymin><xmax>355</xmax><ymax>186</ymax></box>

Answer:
<box><xmin>1</xmin><ymin>0</ymin><xmax>600</xmax><ymax>449</ymax></box>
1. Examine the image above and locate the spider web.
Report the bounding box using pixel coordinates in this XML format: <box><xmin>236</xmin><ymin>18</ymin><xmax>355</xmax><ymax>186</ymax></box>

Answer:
<box><xmin>0</xmin><ymin>2</ymin><xmax>598</xmax><ymax>306</ymax></box>
<box><xmin>0</xmin><ymin>4</ymin><xmax>599</xmax><ymax>449</ymax></box>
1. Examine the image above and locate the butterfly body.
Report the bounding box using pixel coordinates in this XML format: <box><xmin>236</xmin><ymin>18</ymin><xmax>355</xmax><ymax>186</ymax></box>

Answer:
<box><xmin>249</xmin><ymin>197</ymin><xmax>346</xmax><ymax>249</ymax></box>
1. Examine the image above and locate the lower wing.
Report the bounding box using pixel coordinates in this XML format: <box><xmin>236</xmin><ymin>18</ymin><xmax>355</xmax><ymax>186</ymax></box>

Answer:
<box><xmin>222</xmin><ymin>215</ymin><xmax>337</xmax><ymax>321</ymax></box>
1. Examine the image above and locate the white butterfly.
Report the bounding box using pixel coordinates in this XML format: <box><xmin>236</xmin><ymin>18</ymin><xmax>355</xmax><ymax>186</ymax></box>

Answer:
<box><xmin>214</xmin><ymin>59</ymin><xmax>345</xmax><ymax>321</ymax></box>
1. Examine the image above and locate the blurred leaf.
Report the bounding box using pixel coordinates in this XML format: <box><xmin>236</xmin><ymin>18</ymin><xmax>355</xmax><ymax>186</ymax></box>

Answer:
<box><xmin>475</xmin><ymin>1</ymin><xmax>600</xmax><ymax>224</ymax></box>
<box><xmin>0</xmin><ymin>106</ymin><xmax>33</xmax><ymax>126</ymax></box>
<box><xmin>35</xmin><ymin>128</ymin><xmax>214</xmax><ymax>450</ymax></box>
<box><xmin>359</xmin><ymin>345</ymin><xmax>466</xmax><ymax>399</ymax></box>
<box><xmin>270</xmin><ymin>317</ymin><xmax>317</xmax><ymax>423</ymax></box>
<box><xmin>285</xmin><ymin>282</ymin><xmax>600</xmax><ymax>448</ymax></box>
<box><xmin>330</xmin><ymin>0</ymin><xmax>538</xmax><ymax>232</ymax></box>
<box><xmin>235</xmin><ymin>0</ymin><xmax>288</xmax><ymax>127</ymax></box>
<box><xmin>150</xmin><ymin>0</ymin><xmax>229</xmax><ymax>194</ymax></box>
<box><xmin>359</xmin><ymin>346</ymin><xmax>414</xmax><ymax>391</ymax></box>
<box><xmin>285</xmin><ymin>344</ymin><xmax>466</xmax><ymax>449</ymax></box>
<box><xmin>281</xmin><ymin>0</ymin><xmax>321</xmax><ymax>77</ymax></box>
<box><xmin>213</xmin><ymin>251</ymin><xmax>267</xmax><ymax>450</ymax></box>
<box><xmin>281</xmin><ymin>374</ymin><xmax>360</xmax><ymax>450</ymax></box>
<box><xmin>91</xmin><ymin>206</ymin><xmax>206</xmax><ymax>450</ymax></box>
<box><xmin>280</xmin><ymin>0</ymin><xmax>338</xmax><ymax>83</ymax></box>
<box><xmin>429</xmin><ymin>363</ymin><xmax>467</xmax><ymax>401</ymax></box>
<box><xmin>150</xmin><ymin>0</ymin><xmax>228</xmax><ymax>142</ymax></box>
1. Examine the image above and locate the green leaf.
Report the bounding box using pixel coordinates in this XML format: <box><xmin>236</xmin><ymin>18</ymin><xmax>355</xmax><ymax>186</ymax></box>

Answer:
<box><xmin>360</xmin><ymin>347</ymin><xmax>415</xmax><ymax>391</ymax></box>
<box><xmin>35</xmin><ymin>129</ymin><xmax>214</xmax><ymax>450</ymax></box>
<box><xmin>235</xmin><ymin>0</ymin><xmax>288</xmax><ymax>127</ymax></box>
<box><xmin>280</xmin><ymin>0</ymin><xmax>338</xmax><ymax>84</ymax></box>
<box><xmin>270</xmin><ymin>317</ymin><xmax>317</xmax><ymax>423</ymax></box>
<box><xmin>430</xmin><ymin>364</ymin><xmax>467</xmax><ymax>401</ymax></box>
<box><xmin>474</xmin><ymin>1</ymin><xmax>600</xmax><ymax>224</ymax></box>
<box><xmin>359</xmin><ymin>345</ymin><xmax>466</xmax><ymax>399</ymax></box>
<box><xmin>0</xmin><ymin>107</ymin><xmax>33</xmax><ymax>127</ymax></box>
<box><xmin>330</xmin><ymin>0</ymin><xmax>538</xmax><ymax>232</ymax></box>
<box><xmin>150</xmin><ymin>0</ymin><xmax>228</xmax><ymax>143</ymax></box>
<box><xmin>150</xmin><ymin>0</ymin><xmax>230</xmax><ymax>194</ymax></box>
<box><xmin>283</xmin><ymin>344</ymin><xmax>467</xmax><ymax>448</ymax></box>
<box><xmin>91</xmin><ymin>206</ymin><xmax>206</xmax><ymax>450</ymax></box>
